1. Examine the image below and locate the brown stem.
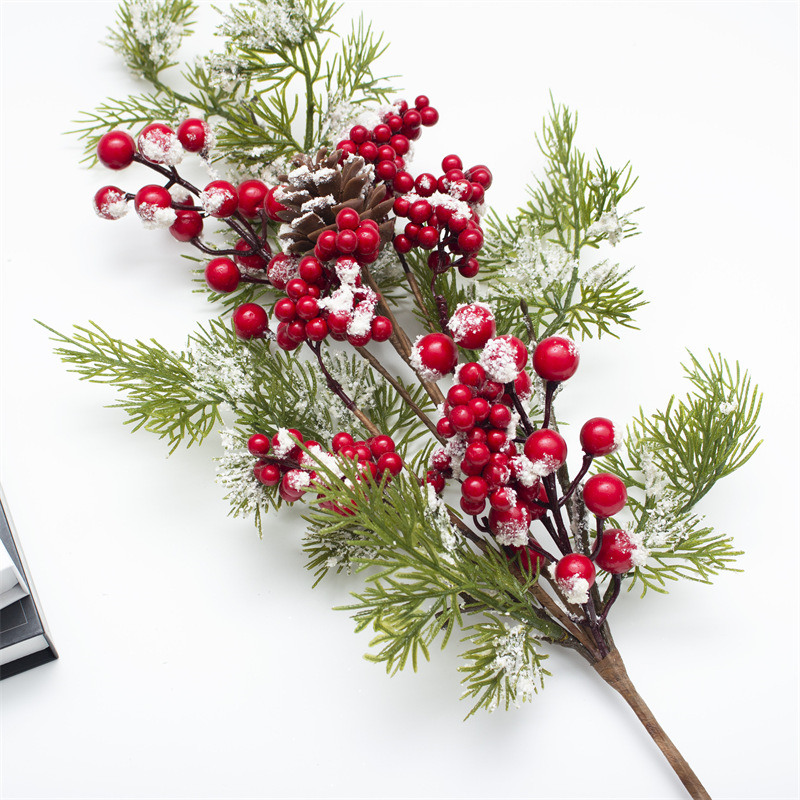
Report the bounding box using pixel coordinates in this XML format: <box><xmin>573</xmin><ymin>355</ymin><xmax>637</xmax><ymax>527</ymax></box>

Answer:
<box><xmin>355</xmin><ymin>346</ymin><xmax>444</xmax><ymax>443</ymax></box>
<box><xmin>594</xmin><ymin>649</ymin><xmax>711</xmax><ymax>799</ymax></box>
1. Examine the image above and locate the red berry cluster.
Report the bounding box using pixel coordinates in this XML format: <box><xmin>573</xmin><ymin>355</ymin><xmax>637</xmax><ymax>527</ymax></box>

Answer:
<box><xmin>334</xmin><ymin>95</ymin><xmax>439</xmax><ymax>183</ymax></box>
<box><xmin>94</xmin><ymin>120</ymin><xmax>275</xmax><ymax>257</ymax></box>
<box><xmin>392</xmin><ymin>153</ymin><xmax>492</xmax><ymax>278</ymax></box>
<box><xmin>260</xmin><ymin>207</ymin><xmax>394</xmax><ymax>350</ymax></box>
<box><xmin>417</xmin><ymin>317</ymin><xmax>640</xmax><ymax>601</ymax></box>
<box><xmin>248</xmin><ymin>428</ymin><xmax>403</xmax><ymax>510</ymax></box>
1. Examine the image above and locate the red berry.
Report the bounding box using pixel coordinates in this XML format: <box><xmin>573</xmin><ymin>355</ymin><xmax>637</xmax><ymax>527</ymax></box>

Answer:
<box><xmin>276</xmin><ymin>324</ymin><xmax>301</xmax><ymax>351</ymax></box>
<box><xmin>411</xmin><ymin>333</ymin><xmax>458</xmax><ymax>380</ymax></box>
<box><xmin>349</xmin><ymin>125</ymin><xmax>369</xmax><ymax>144</ymax></box>
<box><xmin>369</xmin><ymin>435</ymin><xmax>395</xmax><ymax>458</ymax></box>
<box><xmin>331</xmin><ymin>432</ymin><xmax>354</xmax><ymax>453</ymax></box>
<box><xmin>468</xmin><ymin>397</ymin><xmax>490</xmax><ymax>422</ymax></box>
<box><xmin>480</xmin><ymin>336</ymin><xmax>529</xmax><ymax>384</ymax></box>
<box><xmin>457</xmin><ymin>362</ymin><xmax>486</xmax><ymax>389</ymax></box>
<box><xmin>336</xmin><ymin>207</ymin><xmax>360</xmax><ymax>230</ymax></box>
<box><xmin>403</xmin><ymin>109</ymin><xmax>422</xmax><ymax>128</ymax></box>
<box><xmin>447</xmin><ymin>303</ymin><xmax>496</xmax><ymax>350</ymax></box>
<box><xmin>234</xmin><ymin>238</ymin><xmax>268</xmax><ymax>271</ymax></box>
<box><xmin>274</xmin><ymin>298</ymin><xmax>297</xmax><ymax>322</ymax></box>
<box><xmin>447</xmin><ymin>384</ymin><xmax>473</xmax><ymax>406</ymax></box>
<box><xmin>305</xmin><ymin>317</ymin><xmax>329</xmax><ymax>341</ymax></box>
<box><xmin>255</xmin><ymin>463</ymin><xmax>281</xmax><ymax>487</ymax></box>
<box><xmin>356</xmin><ymin>227</ymin><xmax>380</xmax><ymax>256</ymax></box>
<box><xmin>297</xmin><ymin>256</ymin><xmax>322</xmax><ymax>283</ymax></box>
<box><xmin>462</xmin><ymin>476</ymin><xmax>489</xmax><ymax>502</ymax></box>
<box><xmin>237</xmin><ymin>180</ymin><xmax>268</xmax><ymax>217</ymax></box>
<box><xmin>264</xmin><ymin>185</ymin><xmax>288</xmax><ymax>221</ymax></box>
<box><xmin>580</xmin><ymin>417</ymin><xmax>618</xmax><ymax>457</ymax></box>
<box><xmin>97</xmin><ymin>130</ymin><xmax>136</xmax><ymax>170</ymax></box>
<box><xmin>287</xmin><ymin>320</ymin><xmax>308</xmax><ymax>342</ymax></box>
<box><xmin>177</xmin><ymin>118</ymin><xmax>207</xmax><ymax>152</ymax></box>
<box><xmin>441</xmin><ymin>154</ymin><xmax>463</xmax><ymax>172</ymax></box>
<box><xmin>336</xmin><ymin>229</ymin><xmax>358</xmax><ymax>254</ymax></box>
<box><xmin>267</xmin><ymin>253</ymin><xmax>296</xmax><ymax>290</ymax></box>
<box><xmin>466</xmin><ymin>165</ymin><xmax>493</xmax><ymax>189</ymax></box>
<box><xmin>138</xmin><ymin>122</ymin><xmax>181</xmax><ymax>165</ymax></box>
<box><xmin>358</xmin><ymin>141</ymin><xmax>378</xmax><ymax>161</ymax></box>
<box><xmin>295</xmin><ymin>296</ymin><xmax>319</xmax><ymax>320</ymax></box>
<box><xmin>595</xmin><ymin>529</ymin><xmax>640</xmax><ymax>574</ymax></box>
<box><xmin>414</xmin><ymin>173</ymin><xmax>437</xmax><ymax>197</ymax></box>
<box><xmin>514</xmin><ymin>370</ymin><xmax>533</xmax><ymax>401</ymax></box>
<box><xmin>533</xmin><ymin>336</ymin><xmax>580</xmax><ymax>382</ymax></box>
<box><xmin>449</xmin><ymin>405</ymin><xmax>475</xmax><ymax>433</ymax></box>
<box><xmin>93</xmin><ymin>186</ymin><xmax>128</xmax><ymax>219</ymax></box>
<box><xmin>205</xmin><ymin>257</ymin><xmax>240</xmax><ymax>293</ymax></box>
<box><xmin>286</xmin><ymin>278</ymin><xmax>309</xmax><ymax>301</ymax></box>
<box><xmin>457</xmin><ymin>227</ymin><xmax>484</xmax><ymax>254</ymax></box>
<box><xmin>377</xmin><ymin>452</ymin><xmax>403</xmax><ymax>477</ymax></box>
<box><xmin>370</xmin><ymin>316</ymin><xmax>393</xmax><ymax>342</ymax></box>
<box><xmin>465</xmin><ymin>443</ymin><xmax>491</xmax><ymax>468</ymax></box>
<box><xmin>436</xmin><ymin>417</ymin><xmax>456</xmax><ymax>438</ymax></box>
<box><xmin>202</xmin><ymin>180</ymin><xmax>238</xmax><ymax>218</ymax></box>
<box><xmin>485</xmin><ymin>430</ymin><xmax>508</xmax><ymax>453</ymax></box>
<box><xmin>233</xmin><ymin>303</ymin><xmax>269</xmax><ymax>339</ymax></box>
<box><xmin>375</xmin><ymin>160</ymin><xmax>397</xmax><ymax>181</ymax></box>
<box><xmin>583</xmin><ymin>473</ymin><xmax>627</xmax><ymax>518</ymax></box>
<box><xmin>134</xmin><ymin>184</ymin><xmax>171</xmax><ymax>213</ymax></box>
<box><xmin>420</xmin><ymin>106</ymin><xmax>439</xmax><ymax>126</ymax></box>
<box><xmin>426</xmin><ymin>470</ymin><xmax>446</xmax><ymax>494</ymax></box>
<box><xmin>458</xmin><ymin>256</ymin><xmax>480</xmax><ymax>278</ymax></box>
<box><xmin>170</xmin><ymin>209</ymin><xmax>203</xmax><ymax>242</ymax></box>
<box><xmin>488</xmin><ymin>505</ymin><xmax>532</xmax><ymax>546</ymax></box>
<box><xmin>248</xmin><ymin>434</ymin><xmax>271</xmax><ymax>457</ymax></box>
<box><xmin>408</xmin><ymin>200</ymin><xmax>432</xmax><ymax>225</ymax></box>
<box><xmin>460</xmin><ymin>497</ymin><xmax>486</xmax><ymax>516</ymax></box>
<box><xmin>393</xmin><ymin>234</ymin><xmax>413</xmax><ymax>254</ymax></box>
<box><xmin>335</xmin><ymin>139</ymin><xmax>358</xmax><ymax>159</ymax></box>
<box><xmin>554</xmin><ymin>554</ymin><xmax>596</xmax><ymax>595</ymax></box>
<box><xmin>450</xmin><ymin>179</ymin><xmax>473</xmax><ymax>202</ymax></box>
<box><xmin>489</xmin><ymin>487</ymin><xmax>514</xmax><ymax>512</ymax></box>
<box><xmin>393</xmin><ymin>170</ymin><xmax>415</xmax><ymax>193</ymax></box>
<box><xmin>488</xmin><ymin>404</ymin><xmax>512</xmax><ymax>429</ymax></box>
<box><xmin>417</xmin><ymin>226</ymin><xmax>439</xmax><ymax>249</ymax></box>
<box><xmin>523</xmin><ymin>430</ymin><xmax>568</xmax><ymax>474</ymax></box>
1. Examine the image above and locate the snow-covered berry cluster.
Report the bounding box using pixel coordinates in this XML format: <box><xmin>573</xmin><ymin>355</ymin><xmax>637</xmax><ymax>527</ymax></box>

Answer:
<box><xmin>248</xmin><ymin>428</ymin><xmax>403</xmax><ymax>510</ymax></box>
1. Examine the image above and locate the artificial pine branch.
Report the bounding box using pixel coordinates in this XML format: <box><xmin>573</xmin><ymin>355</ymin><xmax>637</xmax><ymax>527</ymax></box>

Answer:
<box><xmin>60</xmin><ymin>2</ymin><xmax>766</xmax><ymax>796</ymax></box>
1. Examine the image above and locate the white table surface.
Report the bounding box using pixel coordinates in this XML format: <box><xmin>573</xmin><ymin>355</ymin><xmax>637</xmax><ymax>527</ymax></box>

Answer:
<box><xmin>1</xmin><ymin>2</ymin><xmax>798</xmax><ymax>798</ymax></box>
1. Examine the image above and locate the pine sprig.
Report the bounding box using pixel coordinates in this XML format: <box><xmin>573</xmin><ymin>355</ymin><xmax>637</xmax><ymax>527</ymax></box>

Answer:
<box><xmin>599</xmin><ymin>351</ymin><xmax>760</xmax><ymax>594</ymax></box>
<box><xmin>42</xmin><ymin>321</ymin><xmax>224</xmax><ymax>453</ymax></box>
<box><xmin>459</xmin><ymin>617</ymin><xmax>549</xmax><ymax>718</ymax></box>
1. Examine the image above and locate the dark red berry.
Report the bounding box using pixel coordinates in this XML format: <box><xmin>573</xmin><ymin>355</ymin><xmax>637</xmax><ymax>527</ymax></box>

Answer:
<box><xmin>580</xmin><ymin>417</ymin><xmax>618</xmax><ymax>457</ymax></box>
<box><xmin>523</xmin><ymin>430</ymin><xmax>568</xmax><ymax>474</ymax></box>
<box><xmin>97</xmin><ymin>130</ymin><xmax>136</xmax><ymax>170</ymax></box>
<box><xmin>205</xmin><ymin>257</ymin><xmax>240</xmax><ymax>293</ymax></box>
<box><xmin>583</xmin><ymin>473</ymin><xmax>627</xmax><ymax>518</ymax></box>
<box><xmin>533</xmin><ymin>336</ymin><xmax>580</xmax><ymax>382</ymax></box>
<box><xmin>170</xmin><ymin>209</ymin><xmax>203</xmax><ymax>242</ymax></box>
<box><xmin>233</xmin><ymin>303</ymin><xmax>269</xmax><ymax>339</ymax></box>
<box><xmin>177</xmin><ymin>118</ymin><xmax>207</xmax><ymax>152</ymax></box>
<box><xmin>237</xmin><ymin>180</ymin><xmax>268</xmax><ymax>217</ymax></box>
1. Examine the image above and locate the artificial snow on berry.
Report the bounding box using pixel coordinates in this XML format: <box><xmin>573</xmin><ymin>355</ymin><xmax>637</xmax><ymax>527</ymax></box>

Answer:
<box><xmin>176</xmin><ymin>117</ymin><xmax>208</xmax><ymax>152</ymax></box>
<box><xmin>138</xmin><ymin>122</ymin><xmax>183</xmax><ymax>166</ymax></box>
<box><xmin>134</xmin><ymin>185</ymin><xmax>176</xmax><ymax>229</ymax></box>
<box><xmin>93</xmin><ymin>186</ymin><xmax>129</xmax><ymax>219</ymax></box>
<box><xmin>553</xmin><ymin>554</ymin><xmax>595</xmax><ymax>604</ymax></box>
<box><xmin>523</xmin><ymin>429</ymin><xmax>568</xmax><ymax>475</ymax></box>
<box><xmin>594</xmin><ymin>528</ymin><xmax>648</xmax><ymax>574</ymax></box>
<box><xmin>479</xmin><ymin>335</ymin><xmax>528</xmax><ymax>384</ymax></box>
<box><xmin>201</xmin><ymin>180</ymin><xmax>238</xmax><ymax>218</ymax></box>
<box><xmin>447</xmin><ymin>303</ymin><xmax>496</xmax><ymax>350</ymax></box>
<box><xmin>488</xmin><ymin>504</ymin><xmax>532</xmax><ymax>547</ymax></box>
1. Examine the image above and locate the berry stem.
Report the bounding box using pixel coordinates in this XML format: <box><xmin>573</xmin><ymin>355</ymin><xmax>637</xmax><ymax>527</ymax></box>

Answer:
<box><xmin>539</xmin><ymin>514</ymin><xmax>571</xmax><ymax>557</ymax></box>
<box><xmin>519</xmin><ymin>299</ymin><xmax>536</xmax><ymax>344</ymax></box>
<box><xmin>542</xmin><ymin>474</ymin><xmax>573</xmax><ymax>554</ymax></box>
<box><xmin>504</xmin><ymin>381</ymin><xmax>535</xmax><ymax>437</ymax></box>
<box><xmin>188</xmin><ymin>237</ymin><xmax>260</xmax><ymax>261</ymax></box>
<box><xmin>526</xmin><ymin>537</ymin><xmax>557</xmax><ymax>563</ymax></box>
<box><xmin>589</xmin><ymin>516</ymin><xmax>604</xmax><ymax>561</ymax></box>
<box><xmin>542</xmin><ymin>380</ymin><xmax>558</xmax><ymax>428</ymax></box>
<box><xmin>354</xmin><ymin>346</ymin><xmax>444</xmax><ymax>442</ymax></box>
<box><xmin>594</xmin><ymin>649</ymin><xmax>712</xmax><ymax>799</ymax></box>
<box><xmin>307</xmin><ymin>341</ymin><xmax>380</xmax><ymax>437</ymax></box>
<box><xmin>558</xmin><ymin>453</ymin><xmax>593</xmax><ymax>507</ymax></box>
<box><xmin>596</xmin><ymin>574</ymin><xmax>621</xmax><ymax>625</ymax></box>
<box><xmin>397</xmin><ymin>251</ymin><xmax>438</xmax><ymax>332</ymax></box>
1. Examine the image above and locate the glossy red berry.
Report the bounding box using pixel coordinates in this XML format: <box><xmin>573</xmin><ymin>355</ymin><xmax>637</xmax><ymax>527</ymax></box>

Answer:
<box><xmin>286</xmin><ymin>278</ymin><xmax>309</xmax><ymax>301</ymax></box>
<box><xmin>488</xmin><ymin>404</ymin><xmax>512</xmax><ymax>429</ymax></box>
<box><xmin>349</xmin><ymin>125</ymin><xmax>369</xmax><ymax>144</ymax></box>
<box><xmin>393</xmin><ymin>170</ymin><xmax>415</xmax><ymax>193</ymax></box>
<box><xmin>305</xmin><ymin>318</ymin><xmax>329</xmax><ymax>341</ymax></box>
<box><xmin>204</xmin><ymin>257</ymin><xmax>240</xmax><ymax>293</ymax></box>
<box><xmin>232</xmin><ymin>303</ymin><xmax>269</xmax><ymax>339</ymax></box>
<box><xmin>533</xmin><ymin>336</ymin><xmax>580</xmax><ymax>382</ymax></box>
<box><xmin>297</xmin><ymin>256</ymin><xmax>323</xmax><ymax>283</ymax></box>
<box><xmin>595</xmin><ymin>528</ymin><xmax>639</xmax><ymax>574</ymax></box>
<box><xmin>255</xmin><ymin>463</ymin><xmax>281</xmax><ymax>487</ymax></box>
<box><xmin>554</xmin><ymin>554</ymin><xmax>596</xmax><ymax>595</ymax></box>
<box><xmin>447</xmin><ymin>384</ymin><xmax>473</xmax><ymax>406</ymax></box>
<box><xmin>264</xmin><ymin>185</ymin><xmax>288</xmax><ymax>221</ymax></box>
<box><xmin>331</xmin><ymin>432</ymin><xmax>354</xmax><ymax>453</ymax></box>
<box><xmin>170</xmin><ymin>209</ymin><xmax>203</xmax><ymax>242</ymax></box>
<box><xmin>458</xmin><ymin>257</ymin><xmax>480</xmax><ymax>278</ymax></box>
<box><xmin>467</xmin><ymin>165</ymin><xmax>493</xmax><ymax>189</ymax></box>
<box><xmin>177</xmin><ymin>118</ymin><xmax>207</xmax><ymax>152</ymax></box>
<box><xmin>97</xmin><ymin>131</ymin><xmax>136</xmax><ymax>169</ymax></box>
<box><xmin>237</xmin><ymin>180</ymin><xmax>268</xmax><ymax>217</ymax></box>
<box><xmin>377</xmin><ymin>452</ymin><xmax>403</xmax><ymax>477</ymax></box>
<box><xmin>248</xmin><ymin>433</ymin><xmax>271</xmax><ymax>457</ymax></box>
<box><xmin>420</xmin><ymin>106</ymin><xmax>439</xmax><ymax>126</ymax></box>
<box><xmin>457</xmin><ymin>227</ymin><xmax>483</xmax><ymax>254</ymax></box>
<box><xmin>426</xmin><ymin>470</ymin><xmax>446</xmax><ymax>494</ymax></box>
<box><xmin>462</xmin><ymin>476</ymin><xmax>489</xmax><ymax>502</ymax></box>
<box><xmin>449</xmin><ymin>405</ymin><xmax>475</xmax><ymax>433</ymax></box>
<box><xmin>580</xmin><ymin>417</ymin><xmax>618</xmax><ymax>457</ymax></box>
<box><xmin>583</xmin><ymin>473</ymin><xmax>627</xmax><ymax>518</ymax></box>
<box><xmin>457</xmin><ymin>362</ymin><xmax>486</xmax><ymax>389</ymax></box>
<box><xmin>202</xmin><ymin>180</ymin><xmax>238</xmax><ymax>218</ymax></box>
<box><xmin>234</xmin><ymin>238</ymin><xmax>268</xmax><ymax>271</ymax></box>
<box><xmin>447</xmin><ymin>303</ymin><xmax>496</xmax><ymax>350</ymax></box>
<box><xmin>336</xmin><ymin>207</ymin><xmax>360</xmax><ymax>230</ymax></box>
<box><xmin>414</xmin><ymin>173</ymin><xmax>437</xmax><ymax>197</ymax></box>
<box><xmin>369</xmin><ymin>316</ymin><xmax>392</xmax><ymax>342</ymax></box>
<box><xmin>295</xmin><ymin>296</ymin><xmax>319</xmax><ymax>321</ymax></box>
<box><xmin>523</xmin><ymin>430</ymin><xmax>568</xmax><ymax>474</ymax></box>
<box><xmin>411</xmin><ymin>333</ymin><xmax>458</xmax><ymax>380</ymax></box>
<box><xmin>441</xmin><ymin>154</ymin><xmax>463</xmax><ymax>172</ymax></box>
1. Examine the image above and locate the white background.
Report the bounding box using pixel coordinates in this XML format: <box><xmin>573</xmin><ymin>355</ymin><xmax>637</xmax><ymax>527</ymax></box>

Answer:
<box><xmin>1</xmin><ymin>1</ymin><xmax>798</xmax><ymax>798</ymax></box>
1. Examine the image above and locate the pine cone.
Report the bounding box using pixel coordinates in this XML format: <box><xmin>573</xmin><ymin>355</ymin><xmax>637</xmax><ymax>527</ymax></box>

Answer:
<box><xmin>275</xmin><ymin>148</ymin><xmax>395</xmax><ymax>255</ymax></box>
